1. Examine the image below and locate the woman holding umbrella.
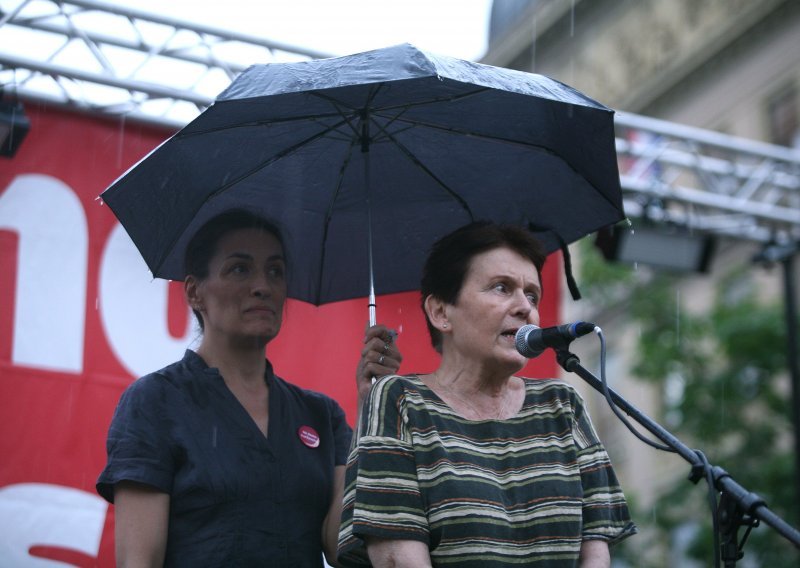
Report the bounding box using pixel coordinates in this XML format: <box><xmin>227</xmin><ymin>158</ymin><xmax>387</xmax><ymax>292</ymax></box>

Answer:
<box><xmin>338</xmin><ymin>222</ymin><xmax>635</xmax><ymax>567</ymax></box>
<box><xmin>97</xmin><ymin>209</ymin><xmax>401</xmax><ymax>567</ymax></box>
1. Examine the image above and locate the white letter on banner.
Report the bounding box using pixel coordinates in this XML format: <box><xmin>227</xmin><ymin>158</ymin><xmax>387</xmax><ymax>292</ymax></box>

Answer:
<box><xmin>100</xmin><ymin>223</ymin><xmax>193</xmax><ymax>378</ymax></box>
<box><xmin>0</xmin><ymin>483</ymin><xmax>107</xmax><ymax>567</ymax></box>
<box><xmin>0</xmin><ymin>175</ymin><xmax>87</xmax><ymax>373</ymax></box>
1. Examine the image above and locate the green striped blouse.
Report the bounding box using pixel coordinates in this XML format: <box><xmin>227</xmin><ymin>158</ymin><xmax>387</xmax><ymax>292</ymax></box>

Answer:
<box><xmin>338</xmin><ymin>374</ymin><xmax>636</xmax><ymax>566</ymax></box>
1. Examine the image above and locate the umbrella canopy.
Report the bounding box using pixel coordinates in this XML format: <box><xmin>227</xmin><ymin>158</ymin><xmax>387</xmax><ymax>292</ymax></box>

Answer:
<box><xmin>102</xmin><ymin>43</ymin><xmax>624</xmax><ymax>307</ymax></box>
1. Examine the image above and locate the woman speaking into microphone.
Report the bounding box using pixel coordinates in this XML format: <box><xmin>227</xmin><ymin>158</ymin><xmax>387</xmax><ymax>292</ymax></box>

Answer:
<box><xmin>339</xmin><ymin>221</ymin><xmax>635</xmax><ymax>567</ymax></box>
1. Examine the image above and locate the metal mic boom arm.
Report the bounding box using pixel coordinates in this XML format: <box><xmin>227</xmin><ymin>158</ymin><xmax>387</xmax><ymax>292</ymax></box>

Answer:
<box><xmin>554</xmin><ymin>348</ymin><xmax>800</xmax><ymax>564</ymax></box>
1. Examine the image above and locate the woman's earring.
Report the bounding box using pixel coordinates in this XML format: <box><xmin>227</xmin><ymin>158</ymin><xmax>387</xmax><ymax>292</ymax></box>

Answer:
<box><xmin>442</xmin><ymin>323</ymin><xmax>448</xmax><ymax>329</ymax></box>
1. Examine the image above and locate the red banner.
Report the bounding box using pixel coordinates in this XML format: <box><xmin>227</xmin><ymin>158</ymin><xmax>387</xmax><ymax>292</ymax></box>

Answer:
<box><xmin>0</xmin><ymin>103</ymin><xmax>560</xmax><ymax>566</ymax></box>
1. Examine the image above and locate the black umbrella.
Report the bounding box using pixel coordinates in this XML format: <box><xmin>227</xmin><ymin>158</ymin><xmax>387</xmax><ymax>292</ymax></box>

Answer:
<box><xmin>102</xmin><ymin>43</ymin><xmax>624</xmax><ymax>323</ymax></box>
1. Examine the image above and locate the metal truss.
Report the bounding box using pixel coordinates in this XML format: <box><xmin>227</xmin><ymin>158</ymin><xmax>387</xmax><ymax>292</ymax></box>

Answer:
<box><xmin>615</xmin><ymin>112</ymin><xmax>800</xmax><ymax>246</ymax></box>
<box><xmin>2</xmin><ymin>0</ymin><xmax>799</xmax><ymax>245</ymax></box>
<box><xmin>0</xmin><ymin>0</ymin><xmax>330</xmax><ymax>127</ymax></box>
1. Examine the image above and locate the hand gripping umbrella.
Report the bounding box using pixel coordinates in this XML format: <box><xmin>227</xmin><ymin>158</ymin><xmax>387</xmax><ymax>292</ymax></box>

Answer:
<box><xmin>101</xmin><ymin>43</ymin><xmax>625</xmax><ymax>324</ymax></box>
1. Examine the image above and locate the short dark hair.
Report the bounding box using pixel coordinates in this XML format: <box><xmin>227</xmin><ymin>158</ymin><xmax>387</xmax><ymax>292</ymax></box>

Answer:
<box><xmin>184</xmin><ymin>209</ymin><xmax>286</xmax><ymax>330</ymax></box>
<box><xmin>420</xmin><ymin>221</ymin><xmax>546</xmax><ymax>352</ymax></box>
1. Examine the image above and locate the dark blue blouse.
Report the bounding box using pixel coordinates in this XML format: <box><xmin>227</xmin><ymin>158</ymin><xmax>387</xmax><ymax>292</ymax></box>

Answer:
<box><xmin>97</xmin><ymin>350</ymin><xmax>352</xmax><ymax>567</ymax></box>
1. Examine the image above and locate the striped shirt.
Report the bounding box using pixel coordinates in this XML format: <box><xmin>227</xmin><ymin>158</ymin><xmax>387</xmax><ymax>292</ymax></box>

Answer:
<box><xmin>338</xmin><ymin>374</ymin><xmax>636</xmax><ymax>566</ymax></box>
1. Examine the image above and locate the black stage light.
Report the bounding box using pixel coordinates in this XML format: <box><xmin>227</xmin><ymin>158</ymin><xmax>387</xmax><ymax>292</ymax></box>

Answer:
<box><xmin>596</xmin><ymin>222</ymin><xmax>716</xmax><ymax>273</ymax></box>
<box><xmin>0</xmin><ymin>99</ymin><xmax>30</xmax><ymax>158</ymax></box>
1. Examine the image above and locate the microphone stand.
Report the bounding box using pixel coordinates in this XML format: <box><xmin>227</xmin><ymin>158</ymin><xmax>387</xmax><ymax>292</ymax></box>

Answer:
<box><xmin>555</xmin><ymin>348</ymin><xmax>800</xmax><ymax>566</ymax></box>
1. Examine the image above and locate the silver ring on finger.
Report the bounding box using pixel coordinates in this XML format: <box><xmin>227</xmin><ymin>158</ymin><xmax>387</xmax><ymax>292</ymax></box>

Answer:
<box><xmin>378</xmin><ymin>355</ymin><xmax>385</xmax><ymax>365</ymax></box>
<box><xmin>383</xmin><ymin>342</ymin><xmax>390</xmax><ymax>353</ymax></box>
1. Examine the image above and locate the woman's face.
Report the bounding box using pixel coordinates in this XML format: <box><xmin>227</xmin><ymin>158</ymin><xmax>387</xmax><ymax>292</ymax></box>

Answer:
<box><xmin>443</xmin><ymin>246</ymin><xmax>541</xmax><ymax>371</ymax></box>
<box><xmin>187</xmin><ymin>227</ymin><xmax>287</xmax><ymax>348</ymax></box>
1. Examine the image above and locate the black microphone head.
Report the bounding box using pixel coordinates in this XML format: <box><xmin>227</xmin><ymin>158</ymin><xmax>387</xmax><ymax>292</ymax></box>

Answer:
<box><xmin>572</xmin><ymin>321</ymin><xmax>597</xmax><ymax>337</ymax></box>
<box><xmin>515</xmin><ymin>324</ymin><xmax>543</xmax><ymax>358</ymax></box>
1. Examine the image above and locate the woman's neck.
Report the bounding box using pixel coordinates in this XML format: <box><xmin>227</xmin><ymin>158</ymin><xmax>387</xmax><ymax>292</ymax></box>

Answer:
<box><xmin>434</xmin><ymin>351</ymin><xmax>521</xmax><ymax>395</ymax></box>
<box><xmin>196</xmin><ymin>338</ymin><xmax>267</xmax><ymax>386</ymax></box>
<box><xmin>427</xmin><ymin>363</ymin><xmax>523</xmax><ymax>421</ymax></box>
<box><xmin>196</xmin><ymin>337</ymin><xmax>271</xmax><ymax>438</ymax></box>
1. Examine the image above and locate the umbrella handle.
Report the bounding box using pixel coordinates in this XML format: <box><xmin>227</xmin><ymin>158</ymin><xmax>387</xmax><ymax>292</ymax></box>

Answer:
<box><xmin>369</xmin><ymin>294</ymin><xmax>376</xmax><ymax>384</ymax></box>
<box><xmin>370</xmin><ymin>294</ymin><xmax>376</xmax><ymax>384</ymax></box>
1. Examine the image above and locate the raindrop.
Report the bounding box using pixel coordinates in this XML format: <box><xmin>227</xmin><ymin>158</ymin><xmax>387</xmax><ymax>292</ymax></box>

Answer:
<box><xmin>95</xmin><ymin>297</ymin><xmax>99</xmax><ymax>311</ymax></box>
<box><xmin>569</xmin><ymin>57</ymin><xmax>575</xmax><ymax>88</ymax></box>
<box><xmin>570</xmin><ymin>0</ymin><xmax>575</xmax><ymax>37</ymax></box>
<box><xmin>675</xmin><ymin>289</ymin><xmax>681</xmax><ymax>345</ymax></box>
<box><xmin>664</xmin><ymin>371</ymin><xmax>685</xmax><ymax>405</ymax></box>
<box><xmin>117</xmin><ymin>114</ymin><xmax>127</xmax><ymax>169</ymax></box>
<box><xmin>398</xmin><ymin>324</ymin><xmax>404</xmax><ymax>334</ymax></box>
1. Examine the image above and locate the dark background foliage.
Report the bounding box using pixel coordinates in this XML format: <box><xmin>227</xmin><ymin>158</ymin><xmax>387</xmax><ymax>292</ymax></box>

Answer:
<box><xmin>579</xmin><ymin>242</ymin><xmax>799</xmax><ymax>567</ymax></box>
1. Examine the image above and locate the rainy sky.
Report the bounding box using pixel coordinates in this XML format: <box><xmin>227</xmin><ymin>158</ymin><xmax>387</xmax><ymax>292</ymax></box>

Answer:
<box><xmin>109</xmin><ymin>0</ymin><xmax>492</xmax><ymax>60</ymax></box>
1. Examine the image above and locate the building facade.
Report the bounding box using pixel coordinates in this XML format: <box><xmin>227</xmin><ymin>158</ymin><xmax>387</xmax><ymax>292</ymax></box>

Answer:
<box><xmin>484</xmin><ymin>1</ymin><xmax>800</xmax><ymax>565</ymax></box>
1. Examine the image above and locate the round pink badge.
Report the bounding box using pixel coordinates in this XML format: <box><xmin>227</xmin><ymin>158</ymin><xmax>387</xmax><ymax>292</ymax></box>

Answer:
<box><xmin>298</xmin><ymin>425</ymin><xmax>320</xmax><ymax>448</ymax></box>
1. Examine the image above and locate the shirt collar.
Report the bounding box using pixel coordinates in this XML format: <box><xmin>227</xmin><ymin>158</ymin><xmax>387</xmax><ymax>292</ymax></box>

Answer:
<box><xmin>182</xmin><ymin>349</ymin><xmax>275</xmax><ymax>386</ymax></box>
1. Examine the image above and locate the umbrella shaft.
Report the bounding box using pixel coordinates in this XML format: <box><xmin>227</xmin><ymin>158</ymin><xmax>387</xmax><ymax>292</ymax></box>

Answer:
<box><xmin>363</xmin><ymin>111</ymin><xmax>377</xmax><ymax>326</ymax></box>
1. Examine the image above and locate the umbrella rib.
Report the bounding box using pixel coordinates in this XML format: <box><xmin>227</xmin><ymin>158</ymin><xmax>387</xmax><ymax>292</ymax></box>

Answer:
<box><xmin>314</xmin><ymin>138</ymin><xmax>359</xmax><ymax>305</ymax></box>
<box><xmin>175</xmin><ymin>111</ymin><xmax>355</xmax><ymax>138</ymax></box>
<box><xmin>365</xmin><ymin>106</ymin><xmax>415</xmax><ymax>144</ymax></box>
<box><xmin>381</xmin><ymin>129</ymin><xmax>475</xmax><ymax>220</ymax></box>
<box><xmin>351</xmin><ymin>111</ymin><xmax>417</xmax><ymax>146</ymax></box>
<box><xmin>293</xmin><ymin>85</ymin><xmax>494</xmax><ymax>146</ymax></box>
<box><xmin>183</xmin><ymin>86</ymin><xmax>387</xmax><ymax>145</ymax></box>
<box><xmin>316</xmin><ymin>83</ymin><xmax>386</xmax><ymax>145</ymax></box>
<box><xmin>308</xmin><ymin>85</ymin><xmax>492</xmax><ymax>115</ymax></box>
<box><xmin>204</xmin><ymin>120</ymin><xmax>347</xmax><ymax>201</ymax></box>
<box><xmin>173</xmin><ymin>86</ymin><xmax>491</xmax><ymax>140</ymax></box>
<box><xmin>305</xmin><ymin>85</ymin><xmax>493</xmax><ymax>146</ymax></box>
<box><xmin>310</xmin><ymin>86</ymin><xmax>384</xmax><ymax>308</ymax></box>
<box><xmin>186</xmin><ymin>85</ymin><xmax>385</xmax><ymax>148</ymax></box>
<box><xmin>384</xmin><ymin>115</ymin><xmax>621</xmax><ymax>210</ymax></box>
<box><xmin>151</xmin><ymin>119</ymin><xmax>348</xmax><ymax>278</ymax></box>
<box><xmin>327</xmin><ymin>100</ymin><xmax>367</xmax><ymax>142</ymax></box>
<box><xmin>390</xmin><ymin>116</ymin><xmax>560</xmax><ymax>150</ymax></box>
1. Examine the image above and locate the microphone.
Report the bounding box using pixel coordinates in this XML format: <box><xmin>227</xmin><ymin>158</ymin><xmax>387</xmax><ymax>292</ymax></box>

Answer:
<box><xmin>515</xmin><ymin>322</ymin><xmax>597</xmax><ymax>358</ymax></box>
